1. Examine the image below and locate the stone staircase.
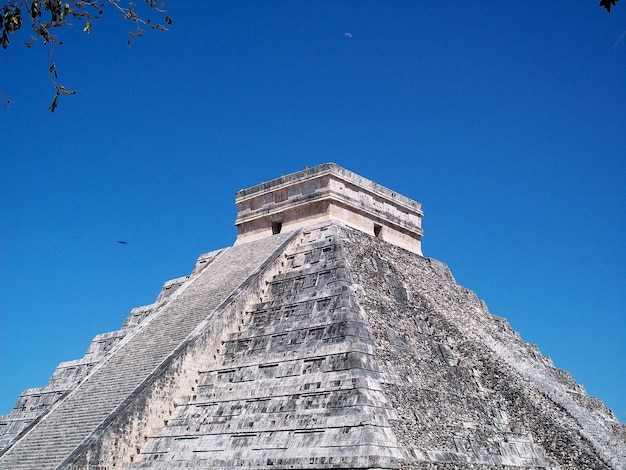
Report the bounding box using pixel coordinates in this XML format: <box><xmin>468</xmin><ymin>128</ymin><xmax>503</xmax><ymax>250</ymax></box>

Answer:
<box><xmin>0</xmin><ymin>253</ymin><xmax>223</xmax><ymax>453</ymax></box>
<box><xmin>0</xmin><ymin>232</ymin><xmax>295</xmax><ymax>470</ymax></box>
<box><xmin>124</xmin><ymin>224</ymin><xmax>404</xmax><ymax>469</ymax></box>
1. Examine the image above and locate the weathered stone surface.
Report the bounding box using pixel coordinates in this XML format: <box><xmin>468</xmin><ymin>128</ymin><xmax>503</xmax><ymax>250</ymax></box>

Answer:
<box><xmin>340</xmin><ymin>225</ymin><xmax>625</xmax><ymax>469</ymax></box>
<box><xmin>235</xmin><ymin>162</ymin><xmax>423</xmax><ymax>255</ymax></box>
<box><xmin>0</xmin><ymin>164</ymin><xmax>623</xmax><ymax>469</ymax></box>
<box><xmin>110</xmin><ymin>225</ymin><xmax>405</xmax><ymax>469</ymax></box>
<box><xmin>0</xmin><ymin>232</ymin><xmax>297</xmax><ymax>469</ymax></box>
<box><xmin>0</xmin><ymin>251</ymin><xmax>223</xmax><ymax>453</ymax></box>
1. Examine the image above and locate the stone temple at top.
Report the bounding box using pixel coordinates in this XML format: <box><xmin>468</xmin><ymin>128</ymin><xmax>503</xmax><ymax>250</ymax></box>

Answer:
<box><xmin>0</xmin><ymin>163</ymin><xmax>624</xmax><ymax>469</ymax></box>
<box><xmin>234</xmin><ymin>163</ymin><xmax>423</xmax><ymax>255</ymax></box>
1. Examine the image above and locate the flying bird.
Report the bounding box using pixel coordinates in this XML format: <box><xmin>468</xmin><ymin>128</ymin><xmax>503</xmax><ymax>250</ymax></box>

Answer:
<box><xmin>117</xmin><ymin>240</ymin><xmax>128</xmax><ymax>245</ymax></box>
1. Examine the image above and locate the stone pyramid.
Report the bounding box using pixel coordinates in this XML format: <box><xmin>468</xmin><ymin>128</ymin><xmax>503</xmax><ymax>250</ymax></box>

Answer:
<box><xmin>0</xmin><ymin>163</ymin><xmax>624</xmax><ymax>470</ymax></box>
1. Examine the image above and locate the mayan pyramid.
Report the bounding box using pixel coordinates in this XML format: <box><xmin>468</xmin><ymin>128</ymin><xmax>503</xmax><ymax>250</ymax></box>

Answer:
<box><xmin>0</xmin><ymin>163</ymin><xmax>624</xmax><ymax>470</ymax></box>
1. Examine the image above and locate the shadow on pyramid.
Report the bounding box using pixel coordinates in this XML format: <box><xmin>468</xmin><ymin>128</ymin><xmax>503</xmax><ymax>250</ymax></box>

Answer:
<box><xmin>1</xmin><ymin>164</ymin><xmax>624</xmax><ymax>469</ymax></box>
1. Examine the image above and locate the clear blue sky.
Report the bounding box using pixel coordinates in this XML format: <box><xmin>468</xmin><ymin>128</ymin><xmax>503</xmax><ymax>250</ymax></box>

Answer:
<box><xmin>1</xmin><ymin>2</ymin><xmax>624</xmax><ymax>422</ymax></box>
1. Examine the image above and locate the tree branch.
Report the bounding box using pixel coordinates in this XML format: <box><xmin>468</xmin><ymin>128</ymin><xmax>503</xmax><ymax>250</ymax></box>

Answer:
<box><xmin>1</xmin><ymin>0</ymin><xmax>170</xmax><ymax>111</ymax></box>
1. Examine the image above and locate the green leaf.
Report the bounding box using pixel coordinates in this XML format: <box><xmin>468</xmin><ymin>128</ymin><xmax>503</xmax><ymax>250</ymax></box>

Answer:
<box><xmin>48</xmin><ymin>62</ymin><xmax>58</xmax><ymax>79</ymax></box>
<box><xmin>599</xmin><ymin>0</ymin><xmax>620</xmax><ymax>12</ymax></box>
<box><xmin>30</xmin><ymin>1</ymin><xmax>41</xmax><ymax>20</ymax></box>
<box><xmin>48</xmin><ymin>93</ymin><xmax>59</xmax><ymax>113</ymax></box>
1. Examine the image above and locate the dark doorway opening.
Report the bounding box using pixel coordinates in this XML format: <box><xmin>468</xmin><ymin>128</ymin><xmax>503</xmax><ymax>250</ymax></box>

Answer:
<box><xmin>374</xmin><ymin>224</ymin><xmax>382</xmax><ymax>238</ymax></box>
<box><xmin>272</xmin><ymin>221</ymin><xmax>283</xmax><ymax>235</ymax></box>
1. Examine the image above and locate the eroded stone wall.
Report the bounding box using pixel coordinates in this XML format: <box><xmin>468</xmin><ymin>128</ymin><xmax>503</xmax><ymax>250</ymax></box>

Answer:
<box><xmin>112</xmin><ymin>224</ymin><xmax>405</xmax><ymax>469</ymax></box>
<box><xmin>341</xmin><ymin>225</ymin><xmax>626</xmax><ymax>469</ymax></box>
<box><xmin>4</xmin><ymin>221</ymin><xmax>624</xmax><ymax>470</ymax></box>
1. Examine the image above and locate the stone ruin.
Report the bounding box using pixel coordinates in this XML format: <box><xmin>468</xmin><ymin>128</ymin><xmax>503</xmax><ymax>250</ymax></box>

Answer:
<box><xmin>0</xmin><ymin>162</ymin><xmax>624</xmax><ymax>469</ymax></box>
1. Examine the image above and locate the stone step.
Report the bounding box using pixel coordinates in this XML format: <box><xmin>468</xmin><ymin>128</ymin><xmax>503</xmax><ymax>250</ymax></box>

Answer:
<box><xmin>0</xmin><ymin>232</ymin><xmax>296</xmax><ymax>470</ymax></box>
<box><xmin>0</xmin><ymin>255</ymin><xmax>226</xmax><ymax>453</ymax></box>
